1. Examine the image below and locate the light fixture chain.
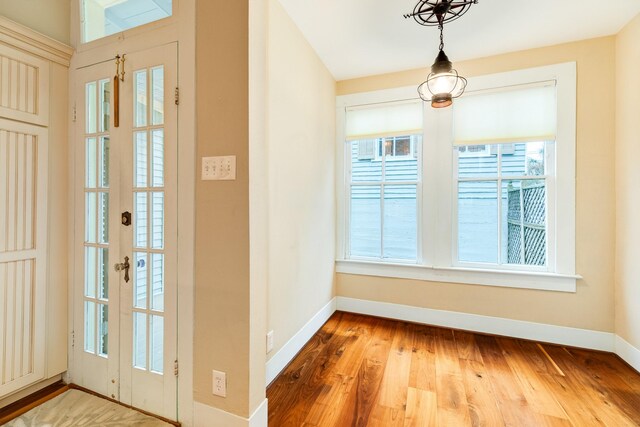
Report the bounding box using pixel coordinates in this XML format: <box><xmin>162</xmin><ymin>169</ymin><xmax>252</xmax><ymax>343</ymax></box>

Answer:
<box><xmin>438</xmin><ymin>24</ymin><xmax>444</xmax><ymax>51</ymax></box>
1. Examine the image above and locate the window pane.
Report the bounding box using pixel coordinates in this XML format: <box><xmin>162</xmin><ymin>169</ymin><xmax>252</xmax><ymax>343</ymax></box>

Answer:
<box><xmin>351</xmin><ymin>140</ymin><xmax>382</xmax><ymax>182</ymax></box>
<box><xmin>134</xmin><ymin>312</ymin><xmax>147</xmax><ymax>369</ymax></box>
<box><xmin>99</xmin><ymin>137</ymin><xmax>110</xmax><ymax>188</ymax></box>
<box><xmin>98</xmin><ymin>192</ymin><xmax>109</xmax><ymax>244</ymax></box>
<box><xmin>457</xmin><ymin>146</ymin><xmax>496</xmax><ymax>179</ymax></box>
<box><xmin>84</xmin><ymin>301</ymin><xmax>95</xmax><ymax>354</ymax></box>
<box><xmin>350</xmin><ymin>186</ymin><xmax>381</xmax><ymax>258</ymax></box>
<box><xmin>135</xmin><ymin>192</ymin><xmax>148</xmax><ymax>248</ymax></box>
<box><xmin>135</xmin><ymin>71</ymin><xmax>148</xmax><ymax>127</ymax></box>
<box><xmin>134</xmin><ymin>252</ymin><xmax>147</xmax><ymax>309</ymax></box>
<box><xmin>151</xmin><ymin>67</ymin><xmax>164</xmax><ymax>125</ymax></box>
<box><xmin>151</xmin><ymin>253</ymin><xmax>164</xmax><ymax>312</ymax></box>
<box><xmin>86</xmin><ymin>82</ymin><xmax>96</xmax><ymax>134</ymax></box>
<box><xmin>85</xmin><ymin>246</ymin><xmax>97</xmax><ymax>298</ymax></box>
<box><xmin>100</xmin><ymin>79</ymin><xmax>110</xmax><ymax>132</ymax></box>
<box><xmin>383</xmin><ymin>185</ymin><xmax>417</xmax><ymax>260</ymax></box>
<box><xmin>135</xmin><ymin>132</ymin><xmax>148</xmax><ymax>187</ymax></box>
<box><xmin>85</xmin><ymin>192</ymin><xmax>97</xmax><ymax>243</ymax></box>
<box><xmin>82</xmin><ymin>0</ymin><xmax>173</xmax><ymax>43</ymax></box>
<box><xmin>86</xmin><ymin>137</ymin><xmax>97</xmax><ymax>188</ymax></box>
<box><xmin>385</xmin><ymin>136</ymin><xmax>420</xmax><ymax>182</ymax></box>
<box><xmin>150</xmin><ymin>315</ymin><xmax>164</xmax><ymax>374</ymax></box>
<box><xmin>458</xmin><ymin>181</ymin><xmax>498</xmax><ymax>263</ymax></box>
<box><xmin>503</xmin><ymin>180</ymin><xmax>546</xmax><ymax>266</ymax></box>
<box><xmin>501</xmin><ymin>142</ymin><xmax>546</xmax><ymax>176</ymax></box>
<box><xmin>98</xmin><ymin>248</ymin><xmax>109</xmax><ymax>300</ymax></box>
<box><xmin>151</xmin><ymin>192</ymin><xmax>164</xmax><ymax>249</ymax></box>
<box><xmin>151</xmin><ymin>130</ymin><xmax>164</xmax><ymax>187</ymax></box>
<box><xmin>98</xmin><ymin>303</ymin><xmax>108</xmax><ymax>357</ymax></box>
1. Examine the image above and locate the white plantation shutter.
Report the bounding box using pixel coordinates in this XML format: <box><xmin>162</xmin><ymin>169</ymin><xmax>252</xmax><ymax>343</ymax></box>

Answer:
<box><xmin>454</xmin><ymin>82</ymin><xmax>557</xmax><ymax>145</ymax></box>
<box><xmin>346</xmin><ymin>100</ymin><xmax>423</xmax><ymax>141</ymax></box>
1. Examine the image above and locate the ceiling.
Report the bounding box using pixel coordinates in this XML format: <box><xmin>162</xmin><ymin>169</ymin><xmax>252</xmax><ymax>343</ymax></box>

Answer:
<box><xmin>277</xmin><ymin>0</ymin><xmax>640</xmax><ymax>80</ymax></box>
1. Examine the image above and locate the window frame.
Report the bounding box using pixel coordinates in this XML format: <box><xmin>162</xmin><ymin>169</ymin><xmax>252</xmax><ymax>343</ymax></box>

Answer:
<box><xmin>336</xmin><ymin>62</ymin><xmax>579</xmax><ymax>292</ymax></box>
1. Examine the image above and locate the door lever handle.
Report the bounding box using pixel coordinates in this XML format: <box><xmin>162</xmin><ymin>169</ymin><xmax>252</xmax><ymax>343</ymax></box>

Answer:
<box><xmin>114</xmin><ymin>256</ymin><xmax>130</xmax><ymax>283</ymax></box>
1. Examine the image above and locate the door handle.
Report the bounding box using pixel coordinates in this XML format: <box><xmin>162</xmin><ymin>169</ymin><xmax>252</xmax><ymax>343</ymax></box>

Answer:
<box><xmin>114</xmin><ymin>256</ymin><xmax>130</xmax><ymax>283</ymax></box>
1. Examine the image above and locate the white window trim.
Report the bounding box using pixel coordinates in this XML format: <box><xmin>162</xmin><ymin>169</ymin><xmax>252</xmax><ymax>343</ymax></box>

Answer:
<box><xmin>336</xmin><ymin>62</ymin><xmax>578</xmax><ymax>293</ymax></box>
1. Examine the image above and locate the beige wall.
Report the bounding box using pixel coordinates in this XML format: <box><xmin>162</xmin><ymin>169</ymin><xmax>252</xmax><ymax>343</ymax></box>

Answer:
<box><xmin>195</xmin><ymin>0</ymin><xmax>265</xmax><ymax>418</ymax></box>
<box><xmin>615</xmin><ymin>14</ymin><xmax>640</xmax><ymax>348</ymax></box>
<box><xmin>266</xmin><ymin>0</ymin><xmax>336</xmax><ymax>362</ymax></box>
<box><xmin>0</xmin><ymin>0</ymin><xmax>70</xmax><ymax>44</ymax></box>
<box><xmin>338</xmin><ymin>37</ymin><xmax>617</xmax><ymax>332</ymax></box>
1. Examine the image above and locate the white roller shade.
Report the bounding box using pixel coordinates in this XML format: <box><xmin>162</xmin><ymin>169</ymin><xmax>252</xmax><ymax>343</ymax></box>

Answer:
<box><xmin>454</xmin><ymin>83</ymin><xmax>557</xmax><ymax>145</ymax></box>
<box><xmin>345</xmin><ymin>100</ymin><xmax>423</xmax><ymax>141</ymax></box>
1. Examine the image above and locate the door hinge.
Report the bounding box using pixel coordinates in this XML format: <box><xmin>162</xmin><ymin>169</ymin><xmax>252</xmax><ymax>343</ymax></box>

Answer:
<box><xmin>72</xmin><ymin>330</ymin><xmax>75</xmax><ymax>348</ymax></box>
<box><xmin>72</xmin><ymin>106</ymin><xmax>77</xmax><ymax>122</ymax></box>
<box><xmin>174</xmin><ymin>360</ymin><xmax>179</xmax><ymax>377</ymax></box>
<box><xmin>174</xmin><ymin>87</ymin><xmax>179</xmax><ymax>106</ymax></box>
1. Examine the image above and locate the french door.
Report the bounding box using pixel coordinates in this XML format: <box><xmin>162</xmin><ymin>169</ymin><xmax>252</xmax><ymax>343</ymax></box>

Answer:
<box><xmin>72</xmin><ymin>43</ymin><xmax>178</xmax><ymax>420</ymax></box>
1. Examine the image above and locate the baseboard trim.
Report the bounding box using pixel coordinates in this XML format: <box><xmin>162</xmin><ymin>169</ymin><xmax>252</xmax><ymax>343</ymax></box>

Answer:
<box><xmin>266</xmin><ymin>298</ymin><xmax>337</xmax><ymax>385</ymax></box>
<box><xmin>615</xmin><ymin>335</ymin><xmax>640</xmax><ymax>373</ymax></box>
<box><xmin>336</xmin><ymin>296</ymin><xmax>615</xmax><ymax>352</ymax></box>
<box><xmin>194</xmin><ymin>398</ymin><xmax>267</xmax><ymax>427</ymax></box>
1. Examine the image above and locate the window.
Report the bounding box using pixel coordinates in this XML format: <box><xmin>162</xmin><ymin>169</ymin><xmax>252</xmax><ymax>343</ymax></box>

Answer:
<box><xmin>337</xmin><ymin>63</ymin><xmax>577</xmax><ymax>292</ymax></box>
<box><xmin>345</xmin><ymin>101</ymin><xmax>422</xmax><ymax>262</ymax></box>
<box><xmin>81</xmin><ymin>0</ymin><xmax>173</xmax><ymax>43</ymax></box>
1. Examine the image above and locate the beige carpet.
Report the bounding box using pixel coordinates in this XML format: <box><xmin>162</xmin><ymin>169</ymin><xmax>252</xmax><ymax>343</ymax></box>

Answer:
<box><xmin>4</xmin><ymin>389</ymin><xmax>172</xmax><ymax>426</ymax></box>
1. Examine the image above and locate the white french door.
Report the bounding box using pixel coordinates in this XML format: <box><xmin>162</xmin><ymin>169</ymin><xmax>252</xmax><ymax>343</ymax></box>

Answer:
<box><xmin>72</xmin><ymin>43</ymin><xmax>178</xmax><ymax>420</ymax></box>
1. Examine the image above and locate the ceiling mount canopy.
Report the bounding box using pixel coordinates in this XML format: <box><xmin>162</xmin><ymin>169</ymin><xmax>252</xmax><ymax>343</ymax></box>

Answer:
<box><xmin>404</xmin><ymin>0</ymin><xmax>478</xmax><ymax>27</ymax></box>
<box><xmin>405</xmin><ymin>0</ymin><xmax>478</xmax><ymax>108</ymax></box>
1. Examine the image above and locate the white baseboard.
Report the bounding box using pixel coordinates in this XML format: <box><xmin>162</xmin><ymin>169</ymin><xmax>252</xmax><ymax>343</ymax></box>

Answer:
<box><xmin>615</xmin><ymin>335</ymin><xmax>640</xmax><ymax>373</ymax></box>
<box><xmin>265</xmin><ymin>297</ymin><xmax>337</xmax><ymax>385</ymax></box>
<box><xmin>336</xmin><ymin>296</ymin><xmax>615</xmax><ymax>352</ymax></box>
<box><xmin>194</xmin><ymin>398</ymin><xmax>267</xmax><ymax>427</ymax></box>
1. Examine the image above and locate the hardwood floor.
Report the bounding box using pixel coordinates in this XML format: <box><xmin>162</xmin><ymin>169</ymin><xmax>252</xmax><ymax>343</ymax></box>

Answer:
<box><xmin>267</xmin><ymin>312</ymin><xmax>640</xmax><ymax>426</ymax></box>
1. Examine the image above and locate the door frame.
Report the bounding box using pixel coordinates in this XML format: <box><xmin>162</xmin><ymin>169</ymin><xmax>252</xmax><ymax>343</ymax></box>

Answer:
<box><xmin>67</xmin><ymin>1</ymin><xmax>196</xmax><ymax>423</ymax></box>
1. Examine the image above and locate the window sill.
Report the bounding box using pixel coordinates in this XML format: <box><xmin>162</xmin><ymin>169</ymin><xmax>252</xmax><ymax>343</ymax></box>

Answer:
<box><xmin>335</xmin><ymin>260</ymin><xmax>580</xmax><ymax>293</ymax></box>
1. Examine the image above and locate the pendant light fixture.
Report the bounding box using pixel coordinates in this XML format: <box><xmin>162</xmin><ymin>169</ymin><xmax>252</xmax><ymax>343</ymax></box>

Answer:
<box><xmin>405</xmin><ymin>0</ymin><xmax>478</xmax><ymax>108</ymax></box>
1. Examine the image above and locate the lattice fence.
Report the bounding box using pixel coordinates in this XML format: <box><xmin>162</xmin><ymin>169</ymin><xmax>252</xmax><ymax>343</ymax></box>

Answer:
<box><xmin>507</xmin><ymin>183</ymin><xmax>546</xmax><ymax>266</ymax></box>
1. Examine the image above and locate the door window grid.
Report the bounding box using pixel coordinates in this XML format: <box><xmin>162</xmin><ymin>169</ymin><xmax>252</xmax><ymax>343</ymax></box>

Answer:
<box><xmin>84</xmin><ymin>79</ymin><xmax>110</xmax><ymax>358</ymax></box>
<box><xmin>132</xmin><ymin>66</ymin><xmax>165</xmax><ymax>374</ymax></box>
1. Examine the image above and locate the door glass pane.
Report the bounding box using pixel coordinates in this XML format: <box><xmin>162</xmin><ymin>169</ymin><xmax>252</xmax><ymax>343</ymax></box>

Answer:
<box><xmin>151</xmin><ymin>253</ymin><xmax>164</xmax><ymax>311</ymax></box>
<box><xmin>383</xmin><ymin>185</ymin><xmax>417</xmax><ymax>260</ymax></box>
<box><xmin>135</xmin><ymin>193</ymin><xmax>148</xmax><ymax>248</ymax></box>
<box><xmin>85</xmin><ymin>247</ymin><xmax>96</xmax><ymax>298</ymax></box>
<box><xmin>86</xmin><ymin>82</ymin><xmax>97</xmax><ymax>134</ymax></box>
<box><xmin>350</xmin><ymin>186</ymin><xmax>381</xmax><ymax>258</ymax></box>
<box><xmin>458</xmin><ymin>181</ymin><xmax>498</xmax><ymax>263</ymax></box>
<box><xmin>86</xmin><ymin>138</ymin><xmax>97</xmax><ymax>188</ymax></box>
<box><xmin>85</xmin><ymin>301</ymin><xmax>96</xmax><ymax>353</ymax></box>
<box><xmin>99</xmin><ymin>192</ymin><xmax>109</xmax><ymax>244</ymax></box>
<box><xmin>81</xmin><ymin>0</ymin><xmax>173</xmax><ymax>44</ymax></box>
<box><xmin>134</xmin><ymin>312</ymin><xmax>147</xmax><ymax>369</ymax></box>
<box><xmin>100</xmin><ymin>79</ymin><xmax>111</xmax><ymax>132</ymax></box>
<box><xmin>99</xmin><ymin>137</ymin><xmax>110</xmax><ymax>188</ymax></box>
<box><xmin>85</xmin><ymin>192</ymin><xmax>97</xmax><ymax>243</ymax></box>
<box><xmin>134</xmin><ymin>252</ymin><xmax>148</xmax><ymax>309</ymax></box>
<box><xmin>135</xmin><ymin>71</ymin><xmax>148</xmax><ymax>127</ymax></box>
<box><xmin>98</xmin><ymin>303</ymin><xmax>108</xmax><ymax>357</ymax></box>
<box><xmin>150</xmin><ymin>315</ymin><xmax>164</xmax><ymax>374</ymax></box>
<box><xmin>151</xmin><ymin>67</ymin><xmax>164</xmax><ymax>125</ymax></box>
<box><xmin>151</xmin><ymin>192</ymin><xmax>164</xmax><ymax>249</ymax></box>
<box><xmin>98</xmin><ymin>248</ymin><xmax>109</xmax><ymax>299</ymax></box>
<box><xmin>135</xmin><ymin>132</ymin><xmax>148</xmax><ymax>187</ymax></box>
<box><xmin>151</xmin><ymin>130</ymin><xmax>164</xmax><ymax>187</ymax></box>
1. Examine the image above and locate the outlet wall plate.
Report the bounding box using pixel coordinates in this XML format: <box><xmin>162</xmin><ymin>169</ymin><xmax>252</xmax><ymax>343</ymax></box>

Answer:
<box><xmin>212</xmin><ymin>370</ymin><xmax>227</xmax><ymax>397</ymax></box>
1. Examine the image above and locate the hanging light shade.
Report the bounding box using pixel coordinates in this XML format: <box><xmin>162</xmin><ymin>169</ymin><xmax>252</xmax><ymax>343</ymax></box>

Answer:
<box><xmin>418</xmin><ymin>49</ymin><xmax>467</xmax><ymax>108</ymax></box>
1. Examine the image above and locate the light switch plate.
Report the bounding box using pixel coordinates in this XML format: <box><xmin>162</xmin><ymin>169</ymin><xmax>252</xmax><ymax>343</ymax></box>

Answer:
<box><xmin>202</xmin><ymin>156</ymin><xmax>236</xmax><ymax>181</ymax></box>
<box><xmin>266</xmin><ymin>330</ymin><xmax>274</xmax><ymax>354</ymax></box>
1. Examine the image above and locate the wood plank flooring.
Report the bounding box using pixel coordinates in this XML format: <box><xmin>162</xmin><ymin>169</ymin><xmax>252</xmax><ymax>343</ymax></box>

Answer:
<box><xmin>267</xmin><ymin>312</ymin><xmax>640</xmax><ymax>426</ymax></box>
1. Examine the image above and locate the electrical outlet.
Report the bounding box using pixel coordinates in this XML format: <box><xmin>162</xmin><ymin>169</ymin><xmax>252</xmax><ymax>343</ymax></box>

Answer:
<box><xmin>212</xmin><ymin>370</ymin><xmax>227</xmax><ymax>397</ymax></box>
<box><xmin>266</xmin><ymin>330</ymin><xmax>274</xmax><ymax>354</ymax></box>
<box><xmin>202</xmin><ymin>156</ymin><xmax>236</xmax><ymax>181</ymax></box>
